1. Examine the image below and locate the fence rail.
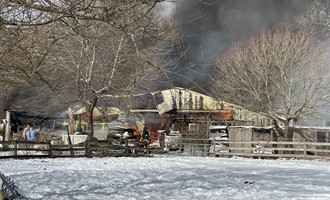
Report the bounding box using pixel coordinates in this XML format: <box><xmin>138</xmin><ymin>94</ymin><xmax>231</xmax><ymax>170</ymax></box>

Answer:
<box><xmin>0</xmin><ymin>139</ymin><xmax>151</xmax><ymax>159</ymax></box>
<box><xmin>1</xmin><ymin>138</ymin><xmax>330</xmax><ymax>160</ymax></box>
<box><xmin>176</xmin><ymin>137</ymin><xmax>330</xmax><ymax>160</ymax></box>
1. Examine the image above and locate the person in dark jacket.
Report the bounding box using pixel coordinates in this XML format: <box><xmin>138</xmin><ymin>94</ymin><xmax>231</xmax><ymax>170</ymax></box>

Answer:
<box><xmin>142</xmin><ymin>127</ymin><xmax>150</xmax><ymax>141</ymax></box>
<box><xmin>142</xmin><ymin>127</ymin><xmax>150</xmax><ymax>155</ymax></box>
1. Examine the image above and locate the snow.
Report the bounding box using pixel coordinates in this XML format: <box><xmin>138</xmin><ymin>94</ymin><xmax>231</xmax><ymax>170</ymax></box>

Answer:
<box><xmin>1</xmin><ymin>156</ymin><xmax>330</xmax><ymax>200</ymax></box>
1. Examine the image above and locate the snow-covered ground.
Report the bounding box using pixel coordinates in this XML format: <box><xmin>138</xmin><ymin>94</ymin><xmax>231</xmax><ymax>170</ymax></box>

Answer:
<box><xmin>1</xmin><ymin>156</ymin><xmax>330</xmax><ymax>200</ymax></box>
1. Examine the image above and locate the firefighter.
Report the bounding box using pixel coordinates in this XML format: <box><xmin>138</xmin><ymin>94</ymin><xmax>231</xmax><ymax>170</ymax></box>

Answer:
<box><xmin>142</xmin><ymin>127</ymin><xmax>150</xmax><ymax>155</ymax></box>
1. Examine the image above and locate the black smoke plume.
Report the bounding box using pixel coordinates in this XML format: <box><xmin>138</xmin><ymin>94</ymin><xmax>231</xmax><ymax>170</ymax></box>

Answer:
<box><xmin>173</xmin><ymin>0</ymin><xmax>309</xmax><ymax>93</ymax></box>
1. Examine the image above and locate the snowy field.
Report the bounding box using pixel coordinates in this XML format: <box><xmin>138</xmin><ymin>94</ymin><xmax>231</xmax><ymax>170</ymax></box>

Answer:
<box><xmin>1</xmin><ymin>156</ymin><xmax>330</xmax><ymax>200</ymax></box>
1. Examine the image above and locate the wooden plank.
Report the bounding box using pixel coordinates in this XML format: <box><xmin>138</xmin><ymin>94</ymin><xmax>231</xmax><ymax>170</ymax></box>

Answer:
<box><xmin>214</xmin><ymin>152</ymin><xmax>330</xmax><ymax>160</ymax></box>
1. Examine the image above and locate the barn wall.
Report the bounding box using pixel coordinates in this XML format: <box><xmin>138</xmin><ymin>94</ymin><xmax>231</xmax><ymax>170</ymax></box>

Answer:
<box><xmin>252</xmin><ymin>129</ymin><xmax>273</xmax><ymax>141</ymax></box>
<box><xmin>228</xmin><ymin>126</ymin><xmax>253</xmax><ymax>153</ymax></box>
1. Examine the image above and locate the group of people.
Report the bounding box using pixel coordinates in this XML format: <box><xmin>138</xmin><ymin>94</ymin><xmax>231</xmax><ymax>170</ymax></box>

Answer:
<box><xmin>22</xmin><ymin>125</ymin><xmax>39</xmax><ymax>141</ymax></box>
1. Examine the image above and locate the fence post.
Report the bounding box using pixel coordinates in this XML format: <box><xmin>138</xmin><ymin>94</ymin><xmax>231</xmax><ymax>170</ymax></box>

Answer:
<box><xmin>125</xmin><ymin>137</ymin><xmax>129</xmax><ymax>156</ymax></box>
<box><xmin>85</xmin><ymin>142</ymin><xmax>88</xmax><ymax>157</ymax></box>
<box><xmin>180</xmin><ymin>136</ymin><xmax>182</xmax><ymax>155</ymax></box>
<box><xmin>14</xmin><ymin>140</ymin><xmax>17</xmax><ymax>159</ymax></box>
<box><xmin>257</xmin><ymin>142</ymin><xmax>261</xmax><ymax>159</ymax></box>
<box><xmin>212</xmin><ymin>138</ymin><xmax>215</xmax><ymax>157</ymax></box>
<box><xmin>48</xmin><ymin>141</ymin><xmax>52</xmax><ymax>158</ymax></box>
<box><xmin>204</xmin><ymin>139</ymin><xmax>208</xmax><ymax>157</ymax></box>
<box><xmin>304</xmin><ymin>141</ymin><xmax>307</xmax><ymax>158</ymax></box>
<box><xmin>85</xmin><ymin>142</ymin><xmax>92</xmax><ymax>158</ymax></box>
<box><xmin>70</xmin><ymin>144</ymin><xmax>74</xmax><ymax>157</ymax></box>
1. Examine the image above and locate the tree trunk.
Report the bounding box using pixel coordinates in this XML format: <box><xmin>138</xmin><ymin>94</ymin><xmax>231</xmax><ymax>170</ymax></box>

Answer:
<box><xmin>284</xmin><ymin>120</ymin><xmax>294</xmax><ymax>154</ymax></box>
<box><xmin>87</xmin><ymin>108</ymin><xmax>94</xmax><ymax>141</ymax></box>
<box><xmin>68</xmin><ymin>107</ymin><xmax>75</xmax><ymax>134</ymax></box>
<box><xmin>284</xmin><ymin>121</ymin><xmax>290</xmax><ymax>141</ymax></box>
<box><xmin>87</xmin><ymin>97</ymin><xmax>98</xmax><ymax>141</ymax></box>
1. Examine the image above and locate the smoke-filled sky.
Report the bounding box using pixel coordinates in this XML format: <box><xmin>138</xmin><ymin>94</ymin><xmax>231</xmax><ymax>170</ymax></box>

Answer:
<box><xmin>173</xmin><ymin>0</ymin><xmax>309</xmax><ymax>92</ymax></box>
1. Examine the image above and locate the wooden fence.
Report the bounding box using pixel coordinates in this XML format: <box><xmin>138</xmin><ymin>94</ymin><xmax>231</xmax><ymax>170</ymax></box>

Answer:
<box><xmin>1</xmin><ymin>138</ymin><xmax>330</xmax><ymax>160</ymax></box>
<box><xmin>0</xmin><ymin>139</ymin><xmax>154</xmax><ymax>159</ymax></box>
<box><xmin>177</xmin><ymin>137</ymin><xmax>330</xmax><ymax>160</ymax></box>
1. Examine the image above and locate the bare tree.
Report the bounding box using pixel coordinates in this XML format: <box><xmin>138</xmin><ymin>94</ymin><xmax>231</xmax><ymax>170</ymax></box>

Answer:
<box><xmin>0</xmin><ymin>23</ymin><xmax>80</xmax><ymax>125</ymax></box>
<box><xmin>51</xmin><ymin>20</ymin><xmax>176</xmax><ymax>138</ymax></box>
<box><xmin>0</xmin><ymin>0</ymin><xmax>180</xmax><ymax>139</ymax></box>
<box><xmin>211</xmin><ymin>25</ymin><xmax>330</xmax><ymax>139</ymax></box>
<box><xmin>300</xmin><ymin>0</ymin><xmax>330</xmax><ymax>39</ymax></box>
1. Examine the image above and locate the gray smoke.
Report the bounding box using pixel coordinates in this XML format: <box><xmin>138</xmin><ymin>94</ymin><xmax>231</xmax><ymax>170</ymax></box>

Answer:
<box><xmin>174</xmin><ymin>0</ymin><xmax>309</xmax><ymax>92</ymax></box>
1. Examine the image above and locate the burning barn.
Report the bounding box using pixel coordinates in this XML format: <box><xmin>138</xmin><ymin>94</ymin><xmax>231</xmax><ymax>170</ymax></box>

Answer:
<box><xmin>15</xmin><ymin>87</ymin><xmax>269</xmax><ymax>146</ymax></box>
<box><xmin>130</xmin><ymin>87</ymin><xmax>271</xmax><ymax>138</ymax></box>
